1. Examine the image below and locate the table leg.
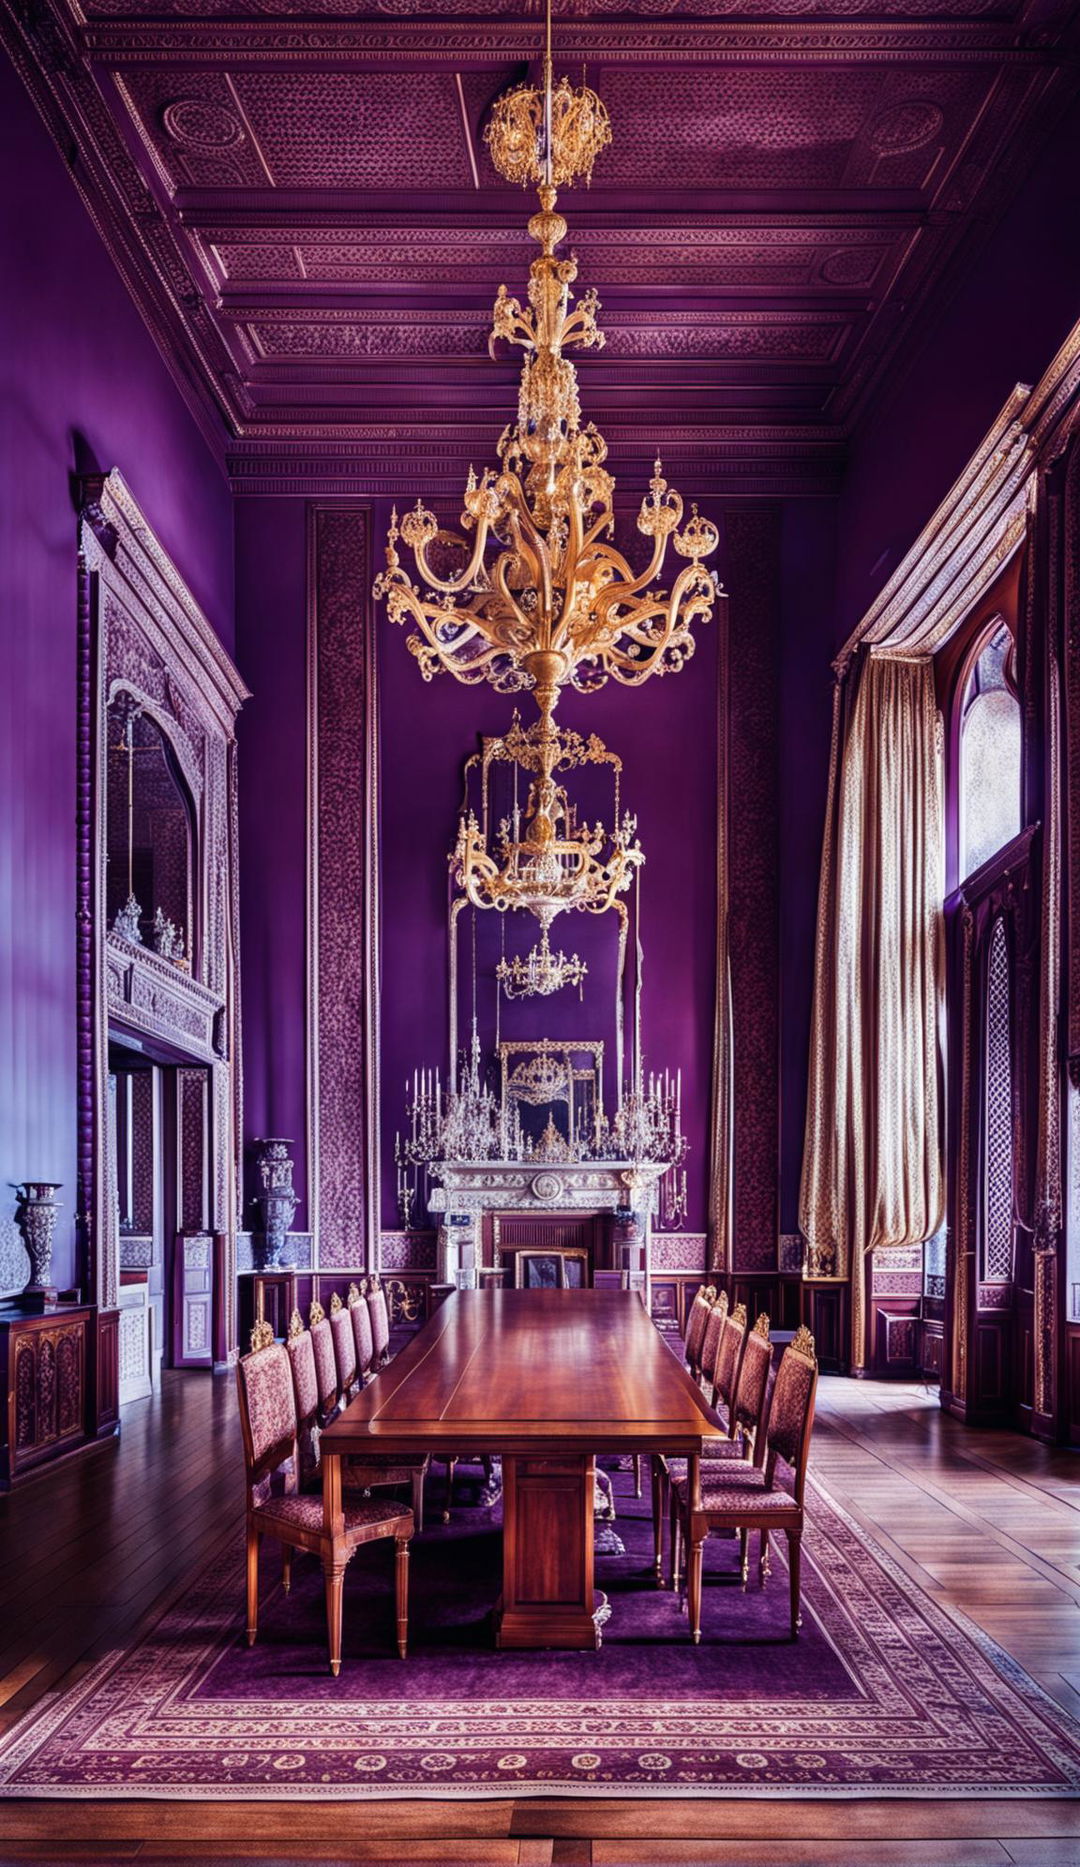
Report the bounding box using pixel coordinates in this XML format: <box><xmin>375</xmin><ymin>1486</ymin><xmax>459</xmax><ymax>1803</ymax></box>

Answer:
<box><xmin>496</xmin><ymin>1455</ymin><xmax>600</xmax><ymax>1650</ymax></box>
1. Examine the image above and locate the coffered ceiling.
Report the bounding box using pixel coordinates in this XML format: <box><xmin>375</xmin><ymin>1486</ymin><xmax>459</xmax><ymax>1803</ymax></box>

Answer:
<box><xmin>4</xmin><ymin>0</ymin><xmax>1079</xmax><ymax>494</ymax></box>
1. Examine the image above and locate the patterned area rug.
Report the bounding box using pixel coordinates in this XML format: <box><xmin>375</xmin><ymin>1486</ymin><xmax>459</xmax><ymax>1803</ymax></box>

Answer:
<box><xmin>3</xmin><ymin>1461</ymin><xmax>1080</xmax><ymax>1800</ymax></box>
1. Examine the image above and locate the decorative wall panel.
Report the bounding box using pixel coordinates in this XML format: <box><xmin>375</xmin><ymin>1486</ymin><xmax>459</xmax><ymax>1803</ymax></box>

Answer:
<box><xmin>725</xmin><ymin>508</ymin><xmax>781</xmax><ymax>1273</ymax></box>
<box><xmin>78</xmin><ymin>471</ymin><xmax>248</xmax><ymax>1360</ymax></box>
<box><xmin>307</xmin><ymin>505</ymin><xmax>379</xmax><ymax>1271</ymax></box>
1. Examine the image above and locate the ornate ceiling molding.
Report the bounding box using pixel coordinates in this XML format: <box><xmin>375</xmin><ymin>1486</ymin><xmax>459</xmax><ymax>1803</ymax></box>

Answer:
<box><xmin>6</xmin><ymin>0</ymin><xmax>1079</xmax><ymax>491</ymax></box>
<box><xmin>82</xmin><ymin>21</ymin><xmax>1060</xmax><ymax>62</ymax></box>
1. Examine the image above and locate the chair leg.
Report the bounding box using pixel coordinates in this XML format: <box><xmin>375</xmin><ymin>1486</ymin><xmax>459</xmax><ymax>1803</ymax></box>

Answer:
<box><xmin>245</xmin><ymin>1523</ymin><xmax>261</xmax><ymax>1647</ymax></box>
<box><xmin>412</xmin><ymin>1467</ymin><xmax>425</xmax><ymax>1536</ymax></box>
<box><xmin>633</xmin><ymin>1454</ymin><xmax>642</xmax><ymax>1500</ymax></box>
<box><xmin>670</xmin><ymin>1492</ymin><xmax>683</xmax><ymax>1599</ymax></box>
<box><xmin>739</xmin><ymin>1527</ymin><xmax>750</xmax><ymax>1590</ymax></box>
<box><xmin>786</xmin><ymin>1529</ymin><xmax>802</xmax><ymax>1639</ymax></box>
<box><xmin>282</xmin><ymin>1545</ymin><xmax>292</xmax><ymax>1596</ymax></box>
<box><xmin>395</xmin><ymin>1535</ymin><xmax>410</xmax><ymax>1659</ymax></box>
<box><xmin>688</xmin><ymin>1530</ymin><xmax>705</xmax><ymax>1645</ymax></box>
<box><xmin>759</xmin><ymin>1527</ymin><xmax>770</xmax><ymax>1587</ymax></box>
<box><xmin>651</xmin><ymin>1458</ymin><xmax>664</xmax><ymax>1585</ymax></box>
<box><xmin>323</xmin><ymin>1555</ymin><xmax>347</xmax><ymax>1677</ymax></box>
<box><xmin>442</xmin><ymin>1456</ymin><xmax>457</xmax><ymax>1523</ymax></box>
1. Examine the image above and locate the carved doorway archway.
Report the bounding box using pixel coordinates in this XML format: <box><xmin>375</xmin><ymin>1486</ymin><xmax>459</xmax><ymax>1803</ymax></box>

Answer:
<box><xmin>78</xmin><ymin>472</ymin><xmax>248</xmax><ymax>1418</ymax></box>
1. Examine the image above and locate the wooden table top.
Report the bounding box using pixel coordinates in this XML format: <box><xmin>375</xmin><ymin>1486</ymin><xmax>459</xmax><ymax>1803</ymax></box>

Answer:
<box><xmin>321</xmin><ymin>1288</ymin><xmax>725</xmax><ymax>1459</ymax></box>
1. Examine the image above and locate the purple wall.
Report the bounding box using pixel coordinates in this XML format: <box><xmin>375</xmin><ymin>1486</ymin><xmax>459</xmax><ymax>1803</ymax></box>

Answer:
<box><xmin>234</xmin><ymin>498</ymin><xmax>309</xmax><ymax>1224</ymax></box>
<box><xmin>836</xmin><ymin>99</ymin><xmax>1080</xmax><ymax>647</ymax></box>
<box><xmin>235</xmin><ymin>491</ymin><xmax>723</xmax><ymax>1242</ymax></box>
<box><xmin>776</xmin><ymin>98</ymin><xmax>1080</xmax><ymax>1226</ymax></box>
<box><xmin>0</xmin><ymin>51</ymin><xmax>233</xmax><ymax>1292</ymax></box>
<box><xmin>778</xmin><ymin>499</ymin><xmax>837</xmax><ymax>1232</ymax></box>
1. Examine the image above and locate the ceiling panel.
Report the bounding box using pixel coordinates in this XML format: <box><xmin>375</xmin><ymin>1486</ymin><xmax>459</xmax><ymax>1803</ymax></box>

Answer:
<box><xmin>3</xmin><ymin>0</ymin><xmax>1076</xmax><ymax>492</ymax></box>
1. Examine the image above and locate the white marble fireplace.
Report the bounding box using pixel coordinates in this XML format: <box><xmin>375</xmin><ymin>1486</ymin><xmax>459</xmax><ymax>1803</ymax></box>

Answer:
<box><xmin>427</xmin><ymin>1159</ymin><xmax>668</xmax><ymax>1305</ymax></box>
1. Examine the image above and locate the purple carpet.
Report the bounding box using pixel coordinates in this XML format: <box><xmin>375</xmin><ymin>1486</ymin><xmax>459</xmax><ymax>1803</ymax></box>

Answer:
<box><xmin>2</xmin><ymin>1461</ymin><xmax>1080</xmax><ymax>1799</ymax></box>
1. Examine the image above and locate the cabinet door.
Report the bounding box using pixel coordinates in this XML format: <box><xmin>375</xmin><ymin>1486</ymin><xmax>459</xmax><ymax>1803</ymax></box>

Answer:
<box><xmin>175</xmin><ymin>1234</ymin><xmax>214</xmax><ymax>1366</ymax></box>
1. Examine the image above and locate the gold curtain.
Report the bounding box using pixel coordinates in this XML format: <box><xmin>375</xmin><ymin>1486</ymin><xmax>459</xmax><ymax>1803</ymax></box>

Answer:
<box><xmin>799</xmin><ymin>652</ymin><xmax>946</xmax><ymax>1369</ymax></box>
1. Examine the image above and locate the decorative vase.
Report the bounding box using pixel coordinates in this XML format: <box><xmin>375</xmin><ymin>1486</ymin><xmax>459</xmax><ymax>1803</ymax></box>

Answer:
<box><xmin>11</xmin><ymin>1182</ymin><xmax>63</xmax><ymax>1300</ymax></box>
<box><xmin>254</xmin><ymin>1140</ymin><xmax>298</xmax><ymax>1269</ymax></box>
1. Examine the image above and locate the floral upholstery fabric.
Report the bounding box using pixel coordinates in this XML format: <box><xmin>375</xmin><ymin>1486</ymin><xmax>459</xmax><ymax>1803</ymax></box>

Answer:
<box><xmin>286</xmin><ymin>1331</ymin><xmax>319</xmax><ymax>1422</ymax></box>
<box><xmin>712</xmin><ymin>1315</ymin><xmax>745</xmax><ymax>1409</ymax></box>
<box><xmin>367</xmin><ymin>1287</ymin><xmax>390</xmax><ymax>1359</ymax></box>
<box><xmin>673</xmin><ymin>1465</ymin><xmax>798</xmax><ymax>1514</ymax></box>
<box><xmin>311</xmin><ymin>1318</ymin><xmax>339</xmax><ymax>1415</ymax></box>
<box><xmin>240</xmin><ymin>1345</ymin><xmax>296</xmax><ymax>1464</ymax></box>
<box><xmin>351</xmin><ymin>1297</ymin><xmax>374</xmax><ymax>1376</ymax></box>
<box><xmin>684</xmin><ymin>1294</ymin><xmax>710</xmax><ymax>1368</ymax></box>
<box><xmin>698</xmin><ymin>1300</ymin><xmax>728</xmax><ymax>1384</ymax></box>
<box><xmin>733</xmin><ymin>1332</ymin><xmax>771</xmax><ymax>1432</ymax></box>
<box><xmin>665</xmin><ymin>1441</ymin><xmax>748</xmax><ymax>1484</ymax></box>
<box><xmin>330</xmin><ymin>1308</ymin><xmax>357</xmax><ymax>1391</ymax></box>
<box><xmin>768</xmin><ymin>1350</ymin><xmax>815</xmax><ymax>1467</ymax></box>
<box><xmin>256</xmin><ymin>1493</ymin><xmax>412</xmax><ymax>1535</ymax></box>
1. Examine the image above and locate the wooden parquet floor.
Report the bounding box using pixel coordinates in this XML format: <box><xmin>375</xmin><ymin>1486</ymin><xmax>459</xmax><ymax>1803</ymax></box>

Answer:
<box><xmin>0</xmin><ymin>1370</ymin><xmax>1078</xmax><ymax>1865</ymax></box>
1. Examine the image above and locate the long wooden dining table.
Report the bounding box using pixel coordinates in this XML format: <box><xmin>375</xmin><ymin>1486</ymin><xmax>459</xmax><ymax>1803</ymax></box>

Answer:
<box><xmin>320</xmin><ymin>1286</ymin><xmax>724</xmax><ymax>1652</ymax></box>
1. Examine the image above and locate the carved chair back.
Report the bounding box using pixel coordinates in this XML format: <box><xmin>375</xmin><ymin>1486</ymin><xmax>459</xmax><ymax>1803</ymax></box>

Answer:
<box><xmin>762</xmin><ymin>1326</ymin><xmax>819</xmax><ymax>1505</ymax></box>
<box><xmin>285</xmin><ymin>1310</ymin><xmax>321</xmax><ymax>1482</ymax></box>
<box><xmin>698</xmin><ymin>1290</ymin><xmax>730</xmax><ymax>1388</ymax></box>
<box><xmin>731</xmin><ymin>1314</ymin><xmax>772</xmax><ymax>1457</ymax></box>
<box><xmin>236</xmin><ymin>1327</ymin><xmax>299</xmax><ymax>1508</ymax></box>
<box><xmin>711</xmin><ymin>1302</ymin><xmax>748</xmax><ymax>1425</ymax></box>
<box><xmin>349</xmin><ymin>1280</ymin><xmax>375</xmax><ymax>1380</ymax></box>
<box><xmin>367</xmin><ymin>1275</ymin><xmax>390</xmax><ymax>1363</ymax></box>
<box><xmin>329</xmin><ymin>1293</ymin><xmax>358</xmax><ymax>1399</ymax></box>
<box><xmin>309</xmin><ymin>1302</ymin><xmax>340</xmax><ymax>1423</ymax></box>
<box><xmin>684</xmin><ymin>1284</ymin><xmax>716</xmax><ymax>1372</ymax></box>
<box><xmin>682</xmin><ymin>1283</ymin><xmax>707</xmax><ymax>1348</ymax></box>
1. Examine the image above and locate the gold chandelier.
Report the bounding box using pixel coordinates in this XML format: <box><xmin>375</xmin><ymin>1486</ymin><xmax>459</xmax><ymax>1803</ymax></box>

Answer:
<box><xmin>374</xmin><ymin>0</ymin><xmax>721</xmax><ymax>923</ymax></box>
<box><xmin>451</xmin><ymin>710</ymin><xmax>643</xmax><ymax>930</ymax></box>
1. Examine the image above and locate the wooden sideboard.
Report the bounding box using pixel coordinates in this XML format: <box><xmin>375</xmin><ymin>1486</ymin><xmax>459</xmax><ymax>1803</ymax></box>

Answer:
<box><xmin>0</xmin><ymin>1303</ymin><xmax>98</xmax><ymax>1487</ymax></box>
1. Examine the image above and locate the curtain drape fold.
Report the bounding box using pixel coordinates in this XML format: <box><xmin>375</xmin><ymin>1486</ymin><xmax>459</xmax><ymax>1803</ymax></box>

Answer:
<box><xmin>799</xmin><ymin>652</ymin><xmax>946</xmax><ymax>1368</ymax></box>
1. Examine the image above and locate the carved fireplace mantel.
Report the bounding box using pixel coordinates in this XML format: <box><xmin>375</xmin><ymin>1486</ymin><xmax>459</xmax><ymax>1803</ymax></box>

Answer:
<box><xmin>426</xmin><ymin>1159</ymin><xmax>667</xmax><ymax>1302</ymax></box>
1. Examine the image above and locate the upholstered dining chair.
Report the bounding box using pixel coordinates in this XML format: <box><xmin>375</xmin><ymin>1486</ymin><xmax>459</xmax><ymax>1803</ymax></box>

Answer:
<box><xmin>310</xmin><ymin>1300</ymin><xmax>341</xmax><ymax>1426</ymax></box>
<box><xmin>670</xmin><ymin>1325</ymin><xmax>819</xmax><ymax>1644</ymax></box>
<box><xmin>285</xmin><ymin>1307</ymin><xmax>322</xmax><ymax>1484</ymax></box>
<box><xmin>684</xmin><ymin>1284</ymin><xmax>716</xmax><ymax>1378</ymax></box>
<box><xmin>287</xmin><ymin>1309</ymin><xmax>429</xmax><ymax>1533</ymax></box>
<box><xmin>698</xmin><ymin>1289</ymin><xmax>730</xmax><ymax>1394</ymax></box>
<box><xmin>650</xmin><ymin>1289</ymin><xmax>729</xmax><ymax>1574</ymax></box>
<box><xmin>366</xmin><ymin>1273</ymin><xmax>391</xmax><ymax>1368</ymax></box>
<box><xmin>329</xmin><ymin>1292</ymin><xmax>359</xmax><ymax>1403</ymax></box>
<box><xmin>653</xmin><ymin>1306</ymin><xmax>769</xmax><ymax>1581</ymax></box>
<box><xmin>348</xmin><ymin>1280</ymin><xmax>376</xmax><ymax>1382</ymax></box>
<box><xmin>236</xmin><ymin>1321</ymin><xmax>413</xmax><ymax>1676</ymax></box>
<box><xmin>710</xmin><ymin>1301</ymin><xmax>748</xmax><ymax>1423</ymax></box>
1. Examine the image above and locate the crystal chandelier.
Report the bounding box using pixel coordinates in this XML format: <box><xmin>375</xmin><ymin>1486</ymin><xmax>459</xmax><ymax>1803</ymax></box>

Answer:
<box><xmin>452</xmin><ymin>709</ymin><xmax>643</xmax><ymax>930</ymax></box>
<box><xmin>496</xmin><ymin>925</ymin><xmax>587</xmax><ymax>1000</ymax></box>
<box><xmin>374</xmin><ymin>0</ymin><xmax>721</xmax><ymax>923</ymax></box>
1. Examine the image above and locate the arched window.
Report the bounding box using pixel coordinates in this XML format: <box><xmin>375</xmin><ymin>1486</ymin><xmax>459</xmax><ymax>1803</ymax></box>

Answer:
<box><xmin>959</xmin><ymin>621</ymin><xmax>1021</xmax><ymax>879</ymax></box>
<box><xmin>983</xmin><ymin>916</ymin><xmax>1014</xmax><ymax>1283</ymax></box>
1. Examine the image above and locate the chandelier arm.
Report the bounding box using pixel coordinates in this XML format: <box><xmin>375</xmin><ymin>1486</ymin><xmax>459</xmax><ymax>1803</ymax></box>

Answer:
<box><xmin>490</xmin><ymin>548</ymin><xmax>538</xmax><ymax>652</ymax></box>
<box><xmin>503</xmin><ymin>504</ymin><xmax>553</xmax><ymax>625</ymax></box>
<box><xmin>402</xmin><ymin>592</ymin><xmax>497</xmax><ymax>663</ymax></box>
<box><xmin>590</xmin><ymin>532</ymin><xmax>670</xmax><ymax>615</ymax></box>
<box><xmin>580</xmin><ymin>512</ymin><xmax>625</xmax><ymax>556</ymax></box>
<box><xmin>411</xmin><ymin>521</ymin><xmax>493</xmax><ymax>597</ymax></box>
